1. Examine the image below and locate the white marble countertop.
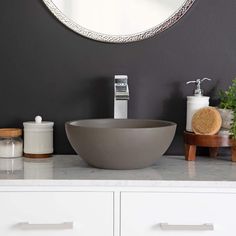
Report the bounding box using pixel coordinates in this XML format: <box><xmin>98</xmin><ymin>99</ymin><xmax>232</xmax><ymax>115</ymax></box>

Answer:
<box><xmin>0</xmin><ymin>155</ymin><xmax>236</xmax><ymax>187</ymax></box>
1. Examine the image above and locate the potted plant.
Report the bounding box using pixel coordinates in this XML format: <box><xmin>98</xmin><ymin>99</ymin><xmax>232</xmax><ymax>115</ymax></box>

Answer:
<box><xmin>218</xmin><ymin>78</ymin><xmax>236</xmax><ymax>139</ymax></box>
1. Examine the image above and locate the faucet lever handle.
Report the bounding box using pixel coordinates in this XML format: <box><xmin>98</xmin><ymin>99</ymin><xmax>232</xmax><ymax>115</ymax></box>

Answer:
<box><xmin>114</xmin><ymin>75</ymin><xmax>129</xmax><ymax>99</ymax></box>
<box><xmin>114</xmin><ymin>75</ymin><xmax>128</xmax><ymax>85</ymax></box>
<box><xmin>114</xmin><ymin>75</ymin><xmax>129</xmax><ymax>118</ymax></box>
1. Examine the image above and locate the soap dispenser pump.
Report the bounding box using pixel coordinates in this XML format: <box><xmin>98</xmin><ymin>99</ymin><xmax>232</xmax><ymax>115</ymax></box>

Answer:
<box><xmin>186</xmin><ymin>78</ymin><xmax>211</xmax><ymax>132</ymax></box>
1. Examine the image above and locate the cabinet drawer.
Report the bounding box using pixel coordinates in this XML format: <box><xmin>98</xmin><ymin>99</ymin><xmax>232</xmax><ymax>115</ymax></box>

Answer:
<box><xmin>0</xmin><ymin>191</ymin><xmax>113</xmax><ymax>236</ymax></box>
<box><xmin>121</xmin><ymin>192</ymin><xmax>236</xmax><ymax>236</ymax></box>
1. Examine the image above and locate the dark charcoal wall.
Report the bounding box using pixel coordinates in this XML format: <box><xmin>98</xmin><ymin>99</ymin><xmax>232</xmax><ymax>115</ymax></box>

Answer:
<box><xmin>0</xmin><ymin>0</ymin><xmax>236</xmax><ymax>155</ymax></box>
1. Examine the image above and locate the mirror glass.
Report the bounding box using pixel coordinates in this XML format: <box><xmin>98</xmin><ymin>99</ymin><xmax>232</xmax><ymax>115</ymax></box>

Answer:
<box><xmin>43</xmin><ymin>0</ymin><xmax>195</xmax><ymax>43</ymax></box>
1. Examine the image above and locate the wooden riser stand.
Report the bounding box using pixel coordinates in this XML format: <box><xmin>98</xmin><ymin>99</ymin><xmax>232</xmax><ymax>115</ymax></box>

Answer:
<box><xmin>184</xmin><ymin>131</ymin><xmax>236</xmax><ymax>162</ymax></box>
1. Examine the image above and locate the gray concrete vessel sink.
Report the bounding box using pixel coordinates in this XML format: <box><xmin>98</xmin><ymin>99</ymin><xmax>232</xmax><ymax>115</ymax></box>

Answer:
<box><xmin>65</xmin><ymin>119</ymin><xmax>176</xmax><ymax>170</ymax></box>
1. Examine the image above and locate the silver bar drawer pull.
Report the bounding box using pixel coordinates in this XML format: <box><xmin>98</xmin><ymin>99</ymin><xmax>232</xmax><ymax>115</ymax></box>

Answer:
<box><xmin>18</xmin><ymin>222</ymin><xmax>74</xmax><ymax>230</ymax></box>
<box><xmin>160</xmin><ymin>223</ymin><xmax>214</xmax><ymax>231</ymax></box>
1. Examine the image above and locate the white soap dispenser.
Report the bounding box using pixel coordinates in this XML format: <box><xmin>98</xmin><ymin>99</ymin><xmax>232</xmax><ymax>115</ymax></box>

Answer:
<box><xmin>186</xmin><ymin>78</ymin><xmax>211</xmax><ymax>132</ymax></box>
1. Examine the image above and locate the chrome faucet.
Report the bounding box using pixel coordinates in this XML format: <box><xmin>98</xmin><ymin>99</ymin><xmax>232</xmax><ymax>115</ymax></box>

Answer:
<box><xmin>114</xmin><ymin>75</ymin><xmax>129</xmax><ymax>119</ymax></box>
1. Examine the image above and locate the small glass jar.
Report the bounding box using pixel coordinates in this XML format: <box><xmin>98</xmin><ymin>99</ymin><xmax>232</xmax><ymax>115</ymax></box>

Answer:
<box><xmin>0</xmin><ymin>129</ymin><xmax>23</xmax><ymax>158</ymax></box>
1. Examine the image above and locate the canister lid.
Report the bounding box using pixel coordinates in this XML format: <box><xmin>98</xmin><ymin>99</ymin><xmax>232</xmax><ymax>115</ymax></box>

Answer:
<box><xmin>23</xmin><ymin>116</ymin><xmax>54</xmax><ymax>130</ymax></box>
<box><xmin>0</xmin><ymin>128</ymin><xmax>22</xmax><ymax>138</ymax></box>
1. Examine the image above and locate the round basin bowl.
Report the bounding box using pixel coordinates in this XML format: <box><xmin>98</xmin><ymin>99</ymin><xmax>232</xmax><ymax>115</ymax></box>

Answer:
<box><xmin>65</xmin><ymin>119</ymin><xmax>176</xmax><ymax>170</ymax></box>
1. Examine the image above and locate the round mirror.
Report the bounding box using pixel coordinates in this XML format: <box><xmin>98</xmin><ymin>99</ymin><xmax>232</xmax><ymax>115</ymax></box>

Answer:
<box><xmin>43</xmin><ymin>0</ymin><xmax>195</xmax><ymax>43</ymax></box>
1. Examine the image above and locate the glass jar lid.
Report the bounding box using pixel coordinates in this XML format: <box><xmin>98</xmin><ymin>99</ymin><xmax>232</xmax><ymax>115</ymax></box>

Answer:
<box><xmin>0</xmin><ymin>128</ymin><xmax>22</xmax><ymax>138</ymax></box>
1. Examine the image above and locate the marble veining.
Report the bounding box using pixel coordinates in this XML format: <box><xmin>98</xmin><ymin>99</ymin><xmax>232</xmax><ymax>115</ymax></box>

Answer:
<box><xmin>0</xmin><ymin>155</ymin><xmax>236</xmax><ymax>187</ymax></box>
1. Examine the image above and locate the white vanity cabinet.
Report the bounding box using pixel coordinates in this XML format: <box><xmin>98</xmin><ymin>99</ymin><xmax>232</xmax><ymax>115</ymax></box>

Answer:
<box><xmin>1</xmin><ymin>188</ymin><xmax>235</xmax><ymax>236</ymax></box>
<box><xmin>0</xmin><ymin>191</ymin><xmax>113</xmax><ymax>236</ymax></box>
<box><xmin>121</xmin><ymin>191</ymin><xmax>236</xmax><ymax>236</ymax></box>
<box><xmin>1</xmin><ymin>155</ymin><xmax>236</xmax><ymax>236</ymax></box>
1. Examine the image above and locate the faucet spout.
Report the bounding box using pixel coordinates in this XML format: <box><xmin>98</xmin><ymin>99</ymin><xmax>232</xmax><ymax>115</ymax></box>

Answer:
<box><xmin>114</xmin><ymin>75</ymin><xmax>129</xmax><ymax>119</ymax></box>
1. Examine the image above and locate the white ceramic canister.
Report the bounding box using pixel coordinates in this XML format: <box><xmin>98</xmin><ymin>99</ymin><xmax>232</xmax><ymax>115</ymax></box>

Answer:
<box><xmin>186</xmin><ymin>96</ymin><xmax>209</xmax><ymax>132</ymax></box>
<box><xmin>23</xmin><ymin>116</ymin><xmax>54</xmax><ymax>158</ymax></box>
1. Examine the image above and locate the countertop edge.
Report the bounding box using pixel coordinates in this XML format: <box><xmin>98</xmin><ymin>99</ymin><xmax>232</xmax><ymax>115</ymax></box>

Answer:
<box><xmin>1</xmin><ymin>155</ymin><xmax>236</xmax><ymax>188</ymax></box>
<box><xmin>1</xmin><ymin>180</ymin><xmax>236</xmax><ymax>188</ymax></box>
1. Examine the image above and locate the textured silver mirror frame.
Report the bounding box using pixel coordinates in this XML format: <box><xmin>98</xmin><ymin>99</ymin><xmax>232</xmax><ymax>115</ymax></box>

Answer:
<box><xmin>42</xmin><ymin>0</ymin><xmax>195</xmax><ymax>43</ymax></box>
